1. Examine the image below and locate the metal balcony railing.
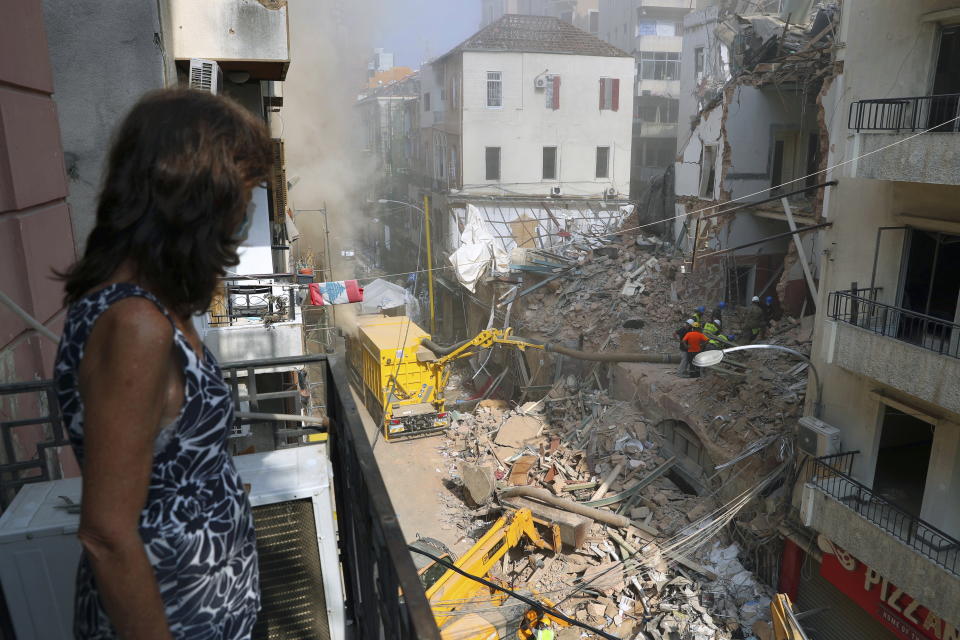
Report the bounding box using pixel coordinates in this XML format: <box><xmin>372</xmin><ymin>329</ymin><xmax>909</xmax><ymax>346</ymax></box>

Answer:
<box><xmin>848</xmin><ymin>93</ymin><xmax>960</xmax><ymax>132</ymax></box>
<box><xmin>806</xmin><ymin>452</ymin><xmax>960</xmax><ymax>575</ymax></box>
<box><xmin>0</xmin><ymin>355</ymin><xmax>441</xmax><ymax>639</ymax></box>
<box><xmin>827</xmin><ymin>290</ymin><xmax>960</xmax><ymax>359</ymax></box>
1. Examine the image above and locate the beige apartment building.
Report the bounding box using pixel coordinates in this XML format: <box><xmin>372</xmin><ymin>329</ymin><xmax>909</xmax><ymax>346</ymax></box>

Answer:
<box><xmin>798</xmin><ymin>1</ymin><xmax>960</xmax><ymax>639</ymax></box>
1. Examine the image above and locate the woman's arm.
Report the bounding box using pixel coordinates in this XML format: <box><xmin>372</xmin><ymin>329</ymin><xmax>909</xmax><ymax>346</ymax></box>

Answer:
<box><xmin>77</xmin><ymin>298</ymin><xmax>179</xmax><ymax>640</ymax></box>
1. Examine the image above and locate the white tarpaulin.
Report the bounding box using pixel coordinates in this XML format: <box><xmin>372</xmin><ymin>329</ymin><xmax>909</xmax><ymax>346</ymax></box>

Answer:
<box><xmin>448</xmin><ymin>204</ymin><xmax>509</xmax><ymax>292</ymax></box>
<box><xmin>358</xmin><ymin>278</ymin><xmax>420</xmax><ymax>321</ymax></box>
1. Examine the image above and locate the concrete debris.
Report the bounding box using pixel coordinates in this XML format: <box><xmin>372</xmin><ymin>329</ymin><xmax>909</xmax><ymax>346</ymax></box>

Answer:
<box><xmin>428</xmin><ymin>387</ymin><xmax>776</xmax><ymax>638</ymax></box>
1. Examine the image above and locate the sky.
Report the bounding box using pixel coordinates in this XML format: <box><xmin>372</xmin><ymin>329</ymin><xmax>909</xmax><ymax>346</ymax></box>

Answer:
<box><xmin>374</xmin><ymin>0</ymin><xmax>481</xmax><ymax>70</ymax></box>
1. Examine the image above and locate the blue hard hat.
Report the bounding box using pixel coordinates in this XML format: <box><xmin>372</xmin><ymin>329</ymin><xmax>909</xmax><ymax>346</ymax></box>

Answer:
<box><xmin>765</xmin><ymin>296</ymin><xmax>774</xmax><ymax>304</ymax></box>
<box><xmin>718</xmin><ymin>301</ymin><xmax>727</xmax><ymax>309</ymax></box>
<box><xmin>696</xmin><ymin>305</ymin><xmax>706</xmax><ymax>313</ymax></box>
<box><xmin>729</xmin><ymin>334</ymin><xmax>736</xmax><ymax>340</ymax></box>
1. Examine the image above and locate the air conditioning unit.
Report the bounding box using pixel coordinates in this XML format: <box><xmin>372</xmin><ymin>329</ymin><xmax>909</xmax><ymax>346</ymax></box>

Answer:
<box><xmin>0</xmin><ymin>446</ymin><xmax>345</xmax><ymax>640</ymax></box>
<box><xmin>605</xmin><ymin>187</ymin><xmax>618</xmax><ymax>199</ymax></box>
<box><xmin>797</xmin><ymin>416</ymin><xmax>841</xmax><ymax>457</ymax></box>
<box><xmin>189</xmin><ymin>58</ymin><xmax>223</xmax><ymax>94</ymax></box>
<box><xmin>534</xmin><ymin>75</ymin><xmax>548</xmax><ymax>89</ymax></box>
<box><xmin>551</xmin><ymin>186</ymin><xmax>562</xmax><ymax>197</ymax></box>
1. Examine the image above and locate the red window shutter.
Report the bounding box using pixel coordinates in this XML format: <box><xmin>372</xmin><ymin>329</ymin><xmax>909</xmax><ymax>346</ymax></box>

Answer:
<box><xmin>552</xmin><ymin>75</ymin><xmax>561</xmax><ymax>110</ymax></box>
<box><xmin>599</xmin><ymin>78</ymin><xmax>605</xmax><ymax>109</ymax></box>
<box><xmin>612</xmin><ymin>78</ymin><xmax>620</xmax><ymax>112</ymax></box>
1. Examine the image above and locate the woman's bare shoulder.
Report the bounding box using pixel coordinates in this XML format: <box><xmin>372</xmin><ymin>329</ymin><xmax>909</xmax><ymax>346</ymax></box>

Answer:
<box><xmin>85</xmin><ymin>297</ymin><xmax>176</xmax><ymax>362</ymax></box>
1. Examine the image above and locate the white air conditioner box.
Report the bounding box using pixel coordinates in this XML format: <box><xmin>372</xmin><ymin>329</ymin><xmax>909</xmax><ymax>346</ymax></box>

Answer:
<box><xmin>189</xmin><ymin>58</ymin><xmax>223</xmax><ymax>94</ymax></box>
<box><xmin>0</xmin><ymin>477</ymin><xmax>82</xmax><ymax>640</ymax></box>
<box><xmin>797</xmin><ymin>415</ymin><xmax>841</xmax><ymax>457</ymax></box>
<box><xmin>551</xmin><ymin>186</ymin><xmax>562</xmax><ymax>197</ymax></box>
<box><xmin>534</xmin><ymin>75</ymin><xmax>548</xmax><ymax>89</ymax></box>
<box><xmin>0</xmin><ymin>445</ymin><xmax>344</xmax><ymax>640</ymax></box>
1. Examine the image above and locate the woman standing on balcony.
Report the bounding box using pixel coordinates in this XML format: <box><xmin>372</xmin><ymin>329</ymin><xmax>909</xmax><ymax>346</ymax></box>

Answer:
<box><xmin>54</xmin><ymin>89</ymin><xmax>272</xmax><ymax>639</ymax></box>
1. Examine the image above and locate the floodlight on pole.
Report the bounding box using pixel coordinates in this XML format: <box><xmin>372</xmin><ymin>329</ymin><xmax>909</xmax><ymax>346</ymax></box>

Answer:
<box><xmin>694</xmin><ymin>344</ymin><xmax>822</xmax><ymax>417</ymax></box>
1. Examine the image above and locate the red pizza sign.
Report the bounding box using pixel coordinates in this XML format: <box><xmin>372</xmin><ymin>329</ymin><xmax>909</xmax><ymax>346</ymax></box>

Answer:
<box><xmin>820</xmin><ymin>546</ymin><xmax>958</xmax><ymax>640</ymax></box>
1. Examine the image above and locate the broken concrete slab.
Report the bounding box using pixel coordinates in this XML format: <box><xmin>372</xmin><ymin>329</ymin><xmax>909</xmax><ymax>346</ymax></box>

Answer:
<box><xmin>459</xmin><ymin>463</ymin><xmax>495</xmax><ymax>506</ymax></box>
<box><xmin>494</xmin><ymin>414</ymin><xmax>543</xmax><ymax>449</ymax></box>
<box><xmin>508</xmin><ymin>455</ymin><xmax>538</xmax><ymax>486</ymax></box>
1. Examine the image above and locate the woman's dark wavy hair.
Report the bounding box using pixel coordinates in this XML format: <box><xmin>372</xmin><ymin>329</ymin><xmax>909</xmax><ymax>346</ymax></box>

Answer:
<box><xmin>61</xmin><ymin>88</ymin><xmax>273</xmax><ymax>316</ymax></box>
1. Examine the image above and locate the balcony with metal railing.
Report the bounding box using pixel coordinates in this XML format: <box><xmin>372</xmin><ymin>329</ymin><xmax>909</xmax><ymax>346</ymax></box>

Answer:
<box><xmin>0</xmin><ymin>355</ymin><xmax>441</xmax><ymax>639</ymax></box>
<box><xmin>200</xmin><ymin>274</ymin><xmax>307</xmax><ymax>364</ymax></box>
<box><xmin>847</xmin><ymin>93</ymin><xmax>960</xmax><ymax>185</ymax></box>
<box><xmin>825</xmin><ymin>290</ymin><xmax>960</xmax><ymax>415</ymax></box>
<box><xmin>801</xmin><ymin>451</ymin><xmax>960</xmax><ymax>620</ymax></box>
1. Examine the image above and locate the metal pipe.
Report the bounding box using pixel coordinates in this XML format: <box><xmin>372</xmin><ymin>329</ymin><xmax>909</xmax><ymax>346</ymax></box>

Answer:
<box><xmin>697</xmin><ymin>180</ymin><xmax>838</xmax><ymax>222</ymax></box>
<box><xmin>702</xmin><ymin>221</ymin><xmax>834</xmax><ymax>257</ymax></box>
<box><xmin>545</xmin><ymin>343</ymin><xmax>681</xmax><ymax>364</ymax></box>
<box><xmin>235</xmin><ymin>411</ymin><xmax>329</xmax><ymax>426</ymax></box>
<box><xmin>0</xmin><ymin>289</ymin><xmax>60</xmax><ymax>344</ymax></box>
<box><xmin>498</xmin><ymin>486</ymin><xmax>632</xmax><ymax>528</ymax></box>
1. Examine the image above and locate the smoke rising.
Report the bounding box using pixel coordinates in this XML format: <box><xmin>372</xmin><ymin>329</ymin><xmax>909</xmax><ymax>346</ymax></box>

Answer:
<box><xmin>279</xmin><ymin>0</ymin><xmax>378</xmax><ymax>289</ymax></box>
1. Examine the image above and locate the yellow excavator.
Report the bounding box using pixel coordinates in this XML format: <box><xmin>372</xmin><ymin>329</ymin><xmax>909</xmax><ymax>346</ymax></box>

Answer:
<box><xmin>411</xmin><ymin>508</ymin><xmax>571</xmax><ymax>640</ymax></box>
<box><xmin>347</xmin><ymin>315</ymin><xmax>680</xmax><ymax>441</ymax></box>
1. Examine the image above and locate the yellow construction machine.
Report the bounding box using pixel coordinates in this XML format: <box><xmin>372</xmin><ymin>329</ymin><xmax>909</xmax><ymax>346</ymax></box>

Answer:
<box><xmin>347</xmin><ymin>315</ymin><xmax>680</xmax><ymax>442</ymax></box>
<box><xmin>411</xmin><ymin>508</ymin><xmax>570</xmax><ymax>639</ymax></box>
<box><xmin>346</xmin><ymin>317</ymin><xmax>545</xmax><ymax>441</ymax></box>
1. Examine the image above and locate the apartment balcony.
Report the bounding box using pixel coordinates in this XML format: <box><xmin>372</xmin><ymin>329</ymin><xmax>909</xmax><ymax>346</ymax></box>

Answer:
<box><xmin>848</xmin><ymin>94</ymin><xmax>960</xmax><ymax>185</ymax></box>
<box><xmin>168</xmin><ymin>0</ymin><xmax>290</xmax><ymax>80</ymax></box>
<box><xmin>636</xmin><ymin>121</ymin><xmax>679</xmax><ymax>138</ymax></box>
<box><xmin>800</xmin><ymin>452</ymin><xmax>960</xmax><ymax>622</ymax></box>
<box><xmin>200</xmin><ymin>275</ymin><xmax>305</xmax><ymax>364</ymax></box>
<box><xmin>825</xmin><ymin>290</ymin><xmax>960</xmax><ymax>415</ymax></box>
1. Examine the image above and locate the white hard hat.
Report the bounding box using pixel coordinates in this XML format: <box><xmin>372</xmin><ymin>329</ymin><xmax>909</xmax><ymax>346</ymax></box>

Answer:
<box><xmin>752</xmin><ymin>296</ymin><xmax>760</xmax><ymax>303</ymax></box>
<box><xmin>686</xmin><ymin>318</ymin><xmax>695</xmax><ymax>326</ymax></box>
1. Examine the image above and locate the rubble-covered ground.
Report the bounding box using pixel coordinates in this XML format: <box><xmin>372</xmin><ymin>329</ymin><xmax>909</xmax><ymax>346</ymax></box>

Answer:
<box><xmin>416</xmin><ymin>235</ymin><xmax>814</xmax><ymax>639</ymax></box>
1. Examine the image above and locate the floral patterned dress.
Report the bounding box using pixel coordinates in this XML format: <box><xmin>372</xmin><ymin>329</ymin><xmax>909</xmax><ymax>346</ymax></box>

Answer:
<box><xmin>54</xmin><ymin>283</ymin><xmax>260</xmax><ymax>639</ymax></box>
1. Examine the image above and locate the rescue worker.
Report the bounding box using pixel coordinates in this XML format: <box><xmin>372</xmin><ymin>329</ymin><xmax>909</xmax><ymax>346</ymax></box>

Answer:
<box><xmin>692</xmin><ymin>305</ymin><xmax>706</xmax><ymax>324</ymax></box>
<box><xmin>703</xmin><ymin>317</ymin><xmax>722</xmax><ymax>349</ymax></box>
<box><xmin>680</xmin><ymin>321</ymin><xmax>709</xmax><ymax>378</ymax></box>
<box><xmin>745</xmin><ymin>295</ymin><xmax>766</xmax><ymax>342</ymax></box>
<box><xmin>675</xmin><ymin>319</ymin><xmax>695</xmax><ymax>375</ymax></box>
<box><xmin>712</xmin><ymin>300</ymin><xmax>727</xmax><ymax>323</ymax></box>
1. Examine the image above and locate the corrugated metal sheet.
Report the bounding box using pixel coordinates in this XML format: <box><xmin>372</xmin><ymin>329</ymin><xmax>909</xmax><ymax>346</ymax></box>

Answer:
<box><xmin>795</xmin><ymin>561</ymin><xmax>898</xmax><ymax>640</ymax></box>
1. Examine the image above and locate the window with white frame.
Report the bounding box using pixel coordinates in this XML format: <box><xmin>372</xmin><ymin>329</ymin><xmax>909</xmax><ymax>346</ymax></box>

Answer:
<box><xmin>486</xmin><ymin>71</ymin><xmax>502</xmax><ymax>108</ymax></box>
<box><xmin>639</xmin><ymin>52</ymin><xmax>680</xmax><ymax>81</ymax></box>
<box><xmin>542</xmin><ymin>147</ymin><xmax>557</xmax><ymax>180</ymax></box>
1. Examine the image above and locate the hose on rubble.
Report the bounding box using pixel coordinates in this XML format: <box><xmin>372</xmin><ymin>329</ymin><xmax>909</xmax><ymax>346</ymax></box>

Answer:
<box><xmin>420</xmin><ymin>336</ymin><xmax>681</xmax><ymax>364</ymax></box>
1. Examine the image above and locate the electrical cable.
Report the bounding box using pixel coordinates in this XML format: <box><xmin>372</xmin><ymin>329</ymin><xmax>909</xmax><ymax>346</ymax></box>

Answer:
<box><xmin>352</xmin><ymin>111</ymin><xmax>960</xmax><ymax>287</ymax></box>
<box><xmin>407</xmin><ymin>544</ymin><xmax>620</xmax><ymax>640</ymax></box>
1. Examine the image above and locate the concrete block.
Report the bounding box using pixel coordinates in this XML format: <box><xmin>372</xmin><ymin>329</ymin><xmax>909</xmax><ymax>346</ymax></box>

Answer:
<box><xmin>503</xmin><ymin>496</ymin><xmax>591</xmax><ymax>549</ymax></box>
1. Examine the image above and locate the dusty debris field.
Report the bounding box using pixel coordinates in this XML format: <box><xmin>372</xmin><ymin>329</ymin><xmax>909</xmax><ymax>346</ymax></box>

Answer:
<box><xmin>428</xmin><ymin>390</ymin><xmax>783</xmax><ymax>640</ymax></box>
<box><xmin>417</xmin><ymin>233</ymin><xmax>813</xmax><ymax>639</ymax></box>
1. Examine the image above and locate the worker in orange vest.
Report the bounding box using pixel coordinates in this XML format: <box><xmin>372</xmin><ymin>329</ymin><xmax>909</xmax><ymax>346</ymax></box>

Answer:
<box><xmin>680</xmin><ymin>320</ymin><xmax>709</xmax><ymax>378</ymax></box>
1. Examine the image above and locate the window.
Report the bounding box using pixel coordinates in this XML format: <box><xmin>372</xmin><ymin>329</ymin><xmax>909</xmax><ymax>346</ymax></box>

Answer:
<box><xmin>544</xmin><ymin>75</ymin><xmax>561</xmax><ymax>109</ymax></box>
<box><xmin>638</xmin><ymin>138</ymin><xmax>676</xmax><ymax>167</ymax></box>
<box><xmin>636</xmin><ymin>95</ymin><xmax>679</xmax><ymax>123</ymax></box>
<box><xmin>542</xmin><ymin>147</ymin><xmax>557</xmax><ymax>180</ymax></box>
<box><xmin>485</xmin><ymin>147</ymin><xmax>500</xmax><ymax>180</ymax></box>
<box><xmin>695</xmin><ymin>47</ymin><xmax>705</xmax><ymax>82</ymax></box>
<box><xmin>639</xmin><ymin>52</ymin><xmax>681</xmax><ymax>81</ymax></box>
<box><xmin>423</xmin><ymin>92</ymin><xmax>431</xmax><ymax>112</ymax></box>
<box><xmin>595</xmin><ymin>146</ymin><xmax>610</xmax><ymax>179</ymax></box>
<box><xmin>700</xmin><ymin>145</ymin><xmax>716</xmax><ymax>198</ymax></box>
<box><xmin>599</xmin><ymin>78</ymin><xmax>620</xmax><ymax>111</ymax></box>
<box><xmin>486</xmin><ymin>71</ymin><xmax>502</xmax><ymax>108</ymax></box>
<box><xmin>636</xmin><ymin>19</ymin><xmax>680</xmax><ymax>37</ymax></box>
<box><xmin>589</xmin><ymin>11</ymin><xmax>599</xmax><ymax>34</ymax></box>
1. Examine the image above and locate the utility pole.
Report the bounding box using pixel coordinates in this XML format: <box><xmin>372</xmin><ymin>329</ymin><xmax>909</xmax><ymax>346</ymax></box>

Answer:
<box><xmin>423</xmin><ymin>193</ymin><xmax>436</xmax><ymax>336</ymax></box>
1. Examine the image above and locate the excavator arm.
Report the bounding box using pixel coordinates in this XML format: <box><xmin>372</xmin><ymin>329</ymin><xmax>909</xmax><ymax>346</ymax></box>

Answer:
<box><xmin>427</xmin><ymin>328</ymin><xmax>545</xmax><ymax>370</ymax></box>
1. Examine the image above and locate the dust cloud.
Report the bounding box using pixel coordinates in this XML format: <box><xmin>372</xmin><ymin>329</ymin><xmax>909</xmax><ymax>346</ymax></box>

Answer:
<box><xmin>279</xmin><ymin>0</ymin><xmax>379</xmax><ymax>289</ymax></box>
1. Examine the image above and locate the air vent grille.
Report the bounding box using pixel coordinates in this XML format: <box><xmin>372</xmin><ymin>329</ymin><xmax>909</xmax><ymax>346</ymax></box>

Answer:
<box><xmin>251</xmin><ymin>499</ymin><xmax>330</xmax><ymax>640</ymax></box>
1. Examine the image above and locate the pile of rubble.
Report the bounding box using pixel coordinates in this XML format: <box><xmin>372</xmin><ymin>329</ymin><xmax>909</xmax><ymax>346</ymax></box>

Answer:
<box><xmin>435</xmin><ymin>394</ymin><xmax>779</xmax><ymax>639</ymax></box>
